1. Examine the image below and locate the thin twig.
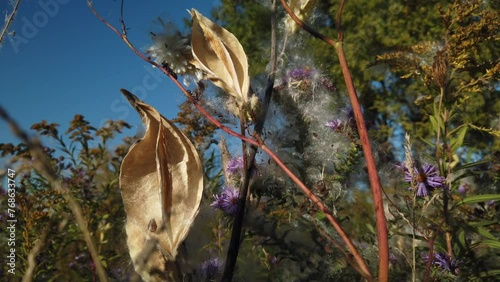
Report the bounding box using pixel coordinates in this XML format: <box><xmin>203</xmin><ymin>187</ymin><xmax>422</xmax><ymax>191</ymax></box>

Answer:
<box><xmin>0</xmin><ymin>107</ymin><xmax>109</xmax><ymax>282</ymax></box>
<box><xmin>119</xmin><ymin>0</ymin><xmax>126</xmax><ymax>35</ymax></box>
<box><xmin>0</xmin><ymin>0</ymin><xmax>21</xmax><ymax>46</ymax></box>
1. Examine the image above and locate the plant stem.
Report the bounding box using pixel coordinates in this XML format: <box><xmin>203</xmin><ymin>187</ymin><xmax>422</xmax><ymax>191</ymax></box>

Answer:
<box><xmin>279</xmin><ymin>0</ymin><xmax>389</xmax><ymax>279</ymax></box>
<box><xmin>88</xmin><ymin>2</ymin><xmax>372</xmax><ymax>279</ymax></box>
<box><xmin>0</xmin><ymin>0</ymin><xmax>21</xmax><ymax>46</ymax></box>
<box><xmin>222</xmin><ymin>1</ymin><xmax>277</xmax><ymax>280</ymax></box>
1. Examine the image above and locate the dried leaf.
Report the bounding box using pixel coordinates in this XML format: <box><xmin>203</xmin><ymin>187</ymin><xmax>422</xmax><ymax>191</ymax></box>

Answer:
<box><xmin>119</xmin><ymin>89</ymin><xmax>203</xmax><ymax>280</ymax></box>
<box><xmin>190</xmin><ymin>9</ymin><xmax>249</xmax><ymax>108</ymax></box>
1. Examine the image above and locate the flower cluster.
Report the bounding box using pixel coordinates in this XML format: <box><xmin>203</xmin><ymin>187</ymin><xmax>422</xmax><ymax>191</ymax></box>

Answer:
<box><xmin>400</xmin><ymin>163</ymin><xmax>445</xmax><ymax>197</ymax></box>
<box><xmin>211</xmin><ymin>187</ymin><xmax>239</xmax><ymax>215</ymax></box>
<box><xmin>226</xmin><ymin>156</ymin><xmax>244</xmax><ymax>175</ymax></box>
<box><xmin>424</xmin><ymin>252</ymin><xmax>460</xmax><ymax>275</ymax></box>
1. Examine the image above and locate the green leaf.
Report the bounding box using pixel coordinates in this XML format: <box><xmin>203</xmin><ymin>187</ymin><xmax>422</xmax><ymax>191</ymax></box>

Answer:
<box><xmin>480</xmin><ymin>270</ymin><xmax>500</xmax><ymax>278</ymax></box>
<box><xmin>458</xmin><ymin>230</ymin><xmax>466</xmax><ymax>247</ymax></box>
<box><xmin>453</xmin><ymin>159</ymin><xmax>491</xmax><ymax>171</ymax></box>
<box><xmin>479</xmin><ymin>240</ymin><xmax>500</xmax><ymax>249</ymax></box>
<box><xmin>468</xmin><ymin>220</ymin><xmax>498</xmax><ymax>227</ymax></box>
<box><xmin>429</xmin><ymin>115</ymin><xmax>438</xmax><ymax>134</ymax></box>
<box><xmin>450</xmin><ymin>125</ymin><xmax>467</xmax><ymax>153</ymax></box>
<box><xmin>476</xmin><ymin>227</ymin><xmax>497</xmax><ymax>241</ymax></box>
<box><xmin>455</xmin><ymin>194</ymin><xmax>500</xmax><ymax>207</ymax></box>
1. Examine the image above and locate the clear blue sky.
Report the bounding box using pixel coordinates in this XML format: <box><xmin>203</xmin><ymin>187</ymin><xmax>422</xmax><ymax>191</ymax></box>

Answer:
<box><xmin>0</xmin><ymin>0</ymin><xmax>219</xmax><ymax>147</ymax></box>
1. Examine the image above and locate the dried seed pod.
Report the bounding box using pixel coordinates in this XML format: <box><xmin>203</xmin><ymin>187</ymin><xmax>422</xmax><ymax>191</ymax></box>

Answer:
<box><xmin>119</xmin><ymin>89</ymin><xmax>203</xmax><ymax>281</ymax></box>
<box><xmin>190</xmin><ymin>9</ymin><xmax>250</xmax><ymax>114</ymax></box>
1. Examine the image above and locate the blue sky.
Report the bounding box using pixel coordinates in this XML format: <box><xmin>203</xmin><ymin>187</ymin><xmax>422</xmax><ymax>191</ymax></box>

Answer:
<box><xmin>0</xmin><ymin>0</ymin><xmax>219</xmax><ymax>147</ymax></box>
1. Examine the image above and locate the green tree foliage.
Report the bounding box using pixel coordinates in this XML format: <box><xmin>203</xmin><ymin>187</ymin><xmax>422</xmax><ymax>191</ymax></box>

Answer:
<box><xmin>214</xmin><ymin>0</ymin><xmax>499</xmax><ymax>159</ymax></box>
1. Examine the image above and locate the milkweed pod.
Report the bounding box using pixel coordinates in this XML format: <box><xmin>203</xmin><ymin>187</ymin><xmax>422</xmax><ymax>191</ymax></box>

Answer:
<box><xmin>190</xmin><ymin>9</ymin><xmax>250</xmax><ymax>109</ymax></box>
<box><xmin>284</xmin><ymin>0</ymin><xmax>317</xmax><ymax>34</ymax></box>
<box><xmin>119</xmin><ymin>89</ymin><xmax>203</xmax><ymax>281</ymax></box>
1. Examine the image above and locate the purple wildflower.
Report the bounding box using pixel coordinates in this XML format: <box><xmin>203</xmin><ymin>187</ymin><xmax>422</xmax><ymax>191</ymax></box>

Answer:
<box><xmin>402</xmin><ymin>163</ymin><xmax>445</xmax><ymax>197</ymax></box>
<box><xmin>226</xmin><ymin>156</ymin><xmax>244</xmax><ymax>175</ymax></box>
<box><xmin>201</xmin><ymin>257</ymin><xmax>222</xmax><ymax>280</ymax></box>
<box><xmin>325</xmin><ymin>119</ymin><xmax>343</xmax><ymax>131</ymax></box>
<box><xmin>457</xmin><ymin>184</ymin><xmax>467</xmax><ymax>194</ymax></box>
<box><xmin>288</xmin><ymin>68</ymin><xmax>313</xmax><ymax>81</ymax></box>
<box><xmin>424</xmin><ymin>252</ymin><xmax>460</xmax><ymax>275</ymax></box>
<box><xmin>211</xmin><ymin>187</ymin><xmax>239</xmax><ymax>215</ymax></box>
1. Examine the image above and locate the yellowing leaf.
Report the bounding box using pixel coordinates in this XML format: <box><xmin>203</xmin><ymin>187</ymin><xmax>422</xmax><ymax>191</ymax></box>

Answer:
<box><xmin>119</xmin><ymin>89</ymin><xmax>203</xmax><ymax>281</ymax></box>
<box><xmin>190</xmin><ymin>9</ymin><xmax>249</xmax><ymax>108</ymax></box>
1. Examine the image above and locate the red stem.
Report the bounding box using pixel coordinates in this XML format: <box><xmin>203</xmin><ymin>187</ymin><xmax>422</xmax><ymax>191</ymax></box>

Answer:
<box><xmin>279</xmin><ymin>0</ymin><xmax>389</xmax><ymax>280</ymax></box>
<box><xmin>87</xmin><ymin>1</ymin><xmax>373</xmax><ymax>280</ymax></box>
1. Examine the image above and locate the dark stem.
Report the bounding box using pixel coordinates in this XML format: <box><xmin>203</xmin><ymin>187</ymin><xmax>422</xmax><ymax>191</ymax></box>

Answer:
<box><xmin>221</xmin><ymin>2</ymin><xmax>278</xmax><ymax>281</ymax></box>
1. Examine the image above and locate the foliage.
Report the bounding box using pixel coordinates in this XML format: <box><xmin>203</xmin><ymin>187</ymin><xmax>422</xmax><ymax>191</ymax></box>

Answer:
<box><xmin>1</xmin><ymin>0</ymin><xmax>499</xmax><ymax>281</ymax></box>
<box><xmin>0</xmin><ymin>115</ymin><xmax>134</xmax><ymax>281</ymax></box>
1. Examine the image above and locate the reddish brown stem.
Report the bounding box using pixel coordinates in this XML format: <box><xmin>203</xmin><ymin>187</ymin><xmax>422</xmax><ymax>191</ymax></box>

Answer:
<box><xmin>261</xmin><ymin>145</ymin><xmax>373</xmax><ymax>280</ymax></box>
<box><xmin>279</xmin><ymin>0</ymin><xmax>389</xmax><ymax>280</ymax></box>
<box><xmin>87</xmin><ymin>2</ymin><xmax>372</xmax><ymax>280</ymax></box>
<box><xmin>336</xmin><ymin>45</ymin><xmax>389</xmax><ymax>282</ymax></box>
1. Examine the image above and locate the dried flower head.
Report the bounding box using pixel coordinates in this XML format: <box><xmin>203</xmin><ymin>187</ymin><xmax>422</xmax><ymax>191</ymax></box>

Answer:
<box><xmin>147</xmin><ymin>18</ymin><xmax>200</xmax><ymax>78</ymax></box>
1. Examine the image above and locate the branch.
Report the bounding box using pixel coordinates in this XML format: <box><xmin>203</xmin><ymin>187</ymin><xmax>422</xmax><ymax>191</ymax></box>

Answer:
<box><xmin>0</xmin><ymin>0</ymin><xmax>21</xmax><ymax>46</ymax></box>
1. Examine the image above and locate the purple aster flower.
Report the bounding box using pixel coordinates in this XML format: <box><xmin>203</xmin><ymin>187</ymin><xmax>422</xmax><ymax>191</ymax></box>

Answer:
<box><xmin>288</xmin><ymin>68</ymin><xmax>313</xmax><ymax>81</ymax></box>
<box><xmin>403</xmin><ymin>163</ymin><xmax>445</xmax><ymax>197</ymax></box>
<box><xmin>457</xmin><ymin>184</ymin><xmax>467</xmax><ymax>194</ymax></box>
<box><xmin>226</xmin><ymin>156</ymin><xmax>244</xmax><ymax>175</ymax></box>
<box><xmin>424</xmin><ymin>252</ymin><xmax>460</xmax><ymax>275</ymax></box>
<box><xmin>211</xmin><ymin>187</ymin><xmax>239</xmax><ymax>215</ymax></box>
<box><xmin>325</xmin><ymin>119</ymin><xmax>343</xmax><ymax>131</ymax></box>
<box><xmin>201</xmin><ymin>257</ymin><xmax>222</xmax><ymax>280</ymax></box>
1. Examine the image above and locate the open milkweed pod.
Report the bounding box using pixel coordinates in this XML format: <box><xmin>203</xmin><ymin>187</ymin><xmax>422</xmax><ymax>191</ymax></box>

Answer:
<box><xmin>190</xmin><ymin>9</ymin><xmax>250</xmax><ymax>110</ymax></box>
<box><xmin>284</xmin><ymin>0</ymin><xmax>317</xmax><ymax>34</ymax></box>
<box><xmin>119</xmin><ymin>89</ymin><xmax>203</xmax><ymax>280</ymax></box>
